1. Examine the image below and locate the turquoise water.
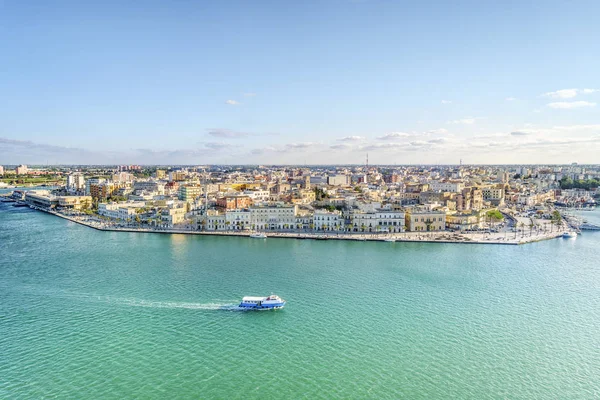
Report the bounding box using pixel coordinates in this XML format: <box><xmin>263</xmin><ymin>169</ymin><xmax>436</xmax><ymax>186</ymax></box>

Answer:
<box><xmin>1</xmin><ymin>203</ymin><xmax>600</xmax><ymax>399</ymax></box>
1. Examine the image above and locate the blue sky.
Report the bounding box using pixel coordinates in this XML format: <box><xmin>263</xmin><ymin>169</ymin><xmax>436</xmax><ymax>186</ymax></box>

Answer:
<box><xmin>1</xmin><ymin>0</ymin><xmax>599</xmax><ymax>165</ymax></box>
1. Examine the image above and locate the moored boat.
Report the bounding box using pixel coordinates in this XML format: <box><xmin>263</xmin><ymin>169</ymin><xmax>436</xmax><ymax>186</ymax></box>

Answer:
<box><xmin>383</xmin><ymin>237</ymin><xmax>396</xmax><ymax>242</ymax></box>
<box><xmin>239</xmin><ymin>294</ymin><xmax>286</xmax><ymax>310</ymax></box>
<box><xmin>249</xmin><ymin>232</ymin><xmax>267</xmax><ymax>239</ymax></box>
<box><xmin>562</xmin><ymin>231</ymin><xmax>577</xmax><ymax>239</ymax></box>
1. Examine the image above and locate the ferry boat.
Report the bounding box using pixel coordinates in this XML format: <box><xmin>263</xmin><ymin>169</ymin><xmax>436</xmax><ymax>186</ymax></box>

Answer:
<box><xmin>249</xmin><ymin>232</ymin><xmax>267</xmax><ymax>239</ymax></box>
<box><xmin>562</xmin><ymin>231</ymin><xmax>578</xmax><ymax>239</ymax></box>
<box><xmin>239</xmin><ymin>294</ymin><xmax>285</xmax><ymax>310</ymax></box>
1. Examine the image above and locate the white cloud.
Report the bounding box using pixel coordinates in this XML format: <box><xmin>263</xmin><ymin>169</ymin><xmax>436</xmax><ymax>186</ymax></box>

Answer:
<box><xmin>441</xmin><ymin>100</ymin><xmax>452</xmax><ymax>104</ymax></box>
<box><xmin>377</xmin><ymin>132</ymin><xmax>410</xmax><ymax>140</ymax></box>
<box><xmin>225</xmin><ymin>99</ymin><xmax>240</xmax><ymax>105</ymax></box>
<box><xmin>506</xmin><ymin>97</ymin><xmax>516</xmax><ymax>101</ymax></box>
<box><xmin>547</xmin><ymin>101</ymin><xmax>596</xmax><ymax>109</ymax></box>
<box><xmin>337</xmin><ymin>135</ymin><xmax>364</xmax><ymax>141</ymax></box>
<box><xmin>448</xmin><ymin>118</ymin><xmax>476</xmax><ymax>125</ymax></box>
<box><xmin>542</xmin><ymin>88</ymin><xmax>598</xmax><ymax>99</ymax></box>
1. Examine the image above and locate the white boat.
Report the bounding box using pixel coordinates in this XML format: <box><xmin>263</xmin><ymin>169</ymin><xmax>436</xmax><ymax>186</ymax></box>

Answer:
<box><xmin>239</xmin><ymin>294</ymin><xmax>286</xmax><ymax>310</ymax></box>
<box><xmin>562</xmin><ymin>231</ymin><xmax>577</xmax><ymax>239</ymax></box>
<box><xmin>383</xmin><ymin>237</ymin><xmax>396</xmax><ymax>242</ymax></box>
<box><xmin>249</xmin><ymin>232</ymin><xmax>267</xmax><ymax>239</ymax></box>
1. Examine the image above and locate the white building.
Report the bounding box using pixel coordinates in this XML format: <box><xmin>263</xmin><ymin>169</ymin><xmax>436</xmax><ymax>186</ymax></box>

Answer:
<box><xmin>243</xmin><ymin>189</ymin><xmax>270</xmax><ymax>202</ymax></box>
<box><xmin>250</xmin><ymin>205</ymin><xmax>298</xmax><ymax>230</ymax></box>
<box><xmin>67</xmin><ymin>173</ymin><xmax>85</xmax><ymax>191</ymax></box>
<box><xmin>327</xmin><ymin>174</ymin><xmax>350</xmax><ymax>186</ymax></box>
<box><xmin>313</xmin><ymin>210</ymin><xmax>342</xmax><ymax>231</ymax></box>
<box><xmin>0</xmin><ymin>165</ymin><xmax>4</xmax><ymax>175</ymax></box>
<box><xmin>430</xmin><ymin>181</ymin><xmax>464</xmax><ymax>192</ymax></box>
<box><xmin>349</xmin><ymin>210</ymin><xmax>405</xmax><ymax>233</ymax></box>
<box><xmin>225</xmin><ymin>209</ymin><xmax>252</xmax><ymax>230</ymax></box>
<box><xmin>16</xmin><ymin>164</ymin><xmax>28</xmax><ymax>175</ymax></box>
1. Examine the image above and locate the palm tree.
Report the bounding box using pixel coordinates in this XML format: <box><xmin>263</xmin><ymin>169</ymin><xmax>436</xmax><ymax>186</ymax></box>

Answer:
<box><xmin>518</xmin><ymin>222</ymin><xmax>525</xmax><ymax>238</ymax></box>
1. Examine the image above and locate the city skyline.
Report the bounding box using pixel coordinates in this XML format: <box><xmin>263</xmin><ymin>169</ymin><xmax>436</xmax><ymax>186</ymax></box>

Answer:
<box><xmin>1</xmin><ymin>0</ymin><xmax>599</xmax><ymax>164</ymax></box>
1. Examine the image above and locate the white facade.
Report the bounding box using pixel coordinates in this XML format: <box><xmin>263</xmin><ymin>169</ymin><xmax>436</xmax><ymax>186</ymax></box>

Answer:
<box><xmin>225</xmin><ymin>209</ymin><xmax>251</xmax><ymax>230</ymax></box>
<box><xmin>250</xmin><ymin>205</ymin><xmax>298</xmax><ymax>230</ymax></box>
<box><xmin>243</xmin><ymin>190</ymin><xmax>270</xmax><ymax>202</ymax></box>
<box><xmin>327</xmin><ymin>174</ymin><xmax>350</xmax><ymax>186</ymax></box>
<box><xmin>430</xmin><ymin>181</ymin><xmax>464</xmax><ymax>192</ymax></box>
<box><xmin>67</xmin><ymin>173</ymin><xmax>85</xmax><ymax>191</ymax></box>
<box><xmin>349</xmin><ymin>210</ymin><xmax>405</xmax><ymax>232</ymax></box>
<box><xmin>313</xmin><ymin>210</ymin><xmax>342</xmax><ymax>231</ymax></box>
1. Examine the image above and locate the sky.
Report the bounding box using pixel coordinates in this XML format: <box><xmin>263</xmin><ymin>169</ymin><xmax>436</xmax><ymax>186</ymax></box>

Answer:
<box><xmin>1</xmin><ymin>0</ymin><xmax>599</xmax><ymax>165</ymax></box>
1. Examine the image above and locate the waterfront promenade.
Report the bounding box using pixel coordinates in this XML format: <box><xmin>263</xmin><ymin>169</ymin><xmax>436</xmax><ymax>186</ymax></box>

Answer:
<box><xmin>40</xmin><ymin>208</ymin><xmax>565</xmax><ymax>246</ymax></box>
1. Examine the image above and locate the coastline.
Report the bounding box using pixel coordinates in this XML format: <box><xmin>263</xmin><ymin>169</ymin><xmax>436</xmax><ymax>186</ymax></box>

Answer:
<box><xmin>34</xmin><ymin>207</ymin><xmax>567</xmax><ymax>246</ymax></box>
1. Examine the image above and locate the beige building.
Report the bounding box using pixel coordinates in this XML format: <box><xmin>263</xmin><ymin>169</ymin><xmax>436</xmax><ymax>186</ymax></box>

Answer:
<box><xmin>446</xmin><ymin>211</ymin><xmax>484</xmax><ymax>231</ymax></box>
<box><xmin>58</xmin><ymin>196</ymin><xmax>93</xmax><ymax>210</ymax></box>
<box><xmin>405</xmin><ymin>211</ymin><xmax>446</xmax><ymax>232</ymax></box>
<box><xmin>161</xmin><ymin>206</ymin><xmax>187</xmax><ymax>226</ymax></box>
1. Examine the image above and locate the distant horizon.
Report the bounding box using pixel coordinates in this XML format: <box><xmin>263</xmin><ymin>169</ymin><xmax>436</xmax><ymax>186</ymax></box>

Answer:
<box><xmin>2</xmin><ymin>163</ymin><xmax>598</xmax><ymax>169</ymax></box>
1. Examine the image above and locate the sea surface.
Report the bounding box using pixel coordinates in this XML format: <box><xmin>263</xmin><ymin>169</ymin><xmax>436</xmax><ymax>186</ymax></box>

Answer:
<box><xmin>1</xmin><ymin>201</ymin><xmax>600</xmax><ymax>399</ymax></box>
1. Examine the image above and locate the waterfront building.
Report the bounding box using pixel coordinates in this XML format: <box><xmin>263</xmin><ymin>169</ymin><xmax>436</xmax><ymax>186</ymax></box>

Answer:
<box><xmin>58</xmin><ymin>196</ymin><xmax>92</xmax><ymax>210</ymax></box>
<box><xmin>0</xmin><ymin>165</ymin><xmax>4</xmax><ymax>175</ymax></box>
<box><xmin>24</xmin><ymin>191</ymin><xmax>58</xmax><ymax>209</ymax></box>
<box><xmin>225</xmin><ymin>209</ymin><xmax>251</xmax><ymax>230</ymax></box>
<box><xmin>204</xmin><ymin>210</ymin><xmax>226</xmax><ymax>231</ymax></box>
<box><xmin>313</xmin><ymin>210</ymin><xmax>342</xmax><ymax>231</ymax></box>
<box><xmin>405</xmin><ymin>211</ymin><xmax>446</xmax><ymax>232</ymax></box>
<box><xmin>348</xmin><ymin>210</ymin><xmax>405</xmax><ymax>233</ymax></box>
<box><xmin>250</xmin><ymin>205</ymin><xmax>298</xmax><ymax>230</ymax></box>
<box><xmin>445</xmin><ymin>212</ymin><xmax>484</xmax><ymax>231</ymax></box>
<box><xmin>161</xmin><ymin>206</ymin><xmax>187</xmax><ymax>226</ymax></box>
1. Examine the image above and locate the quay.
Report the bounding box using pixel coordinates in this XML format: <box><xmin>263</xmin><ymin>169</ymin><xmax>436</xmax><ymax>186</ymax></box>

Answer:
<box><xmin>32</xmin><ymin>207</ymin><xmax>567</xmax><ymax>246</ymax></box>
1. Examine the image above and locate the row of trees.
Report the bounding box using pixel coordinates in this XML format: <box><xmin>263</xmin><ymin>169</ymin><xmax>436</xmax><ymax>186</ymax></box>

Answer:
<box><xmin>559</xmin><ymin>177</ymin><xmax>600</xmax><ymax>190</ymax></box>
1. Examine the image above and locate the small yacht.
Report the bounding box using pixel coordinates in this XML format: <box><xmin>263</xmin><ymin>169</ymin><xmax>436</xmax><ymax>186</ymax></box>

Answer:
<box><xmin>562</xmin><ymin>231</ymin><xmax>577</xmax><ymax>239</ymax></box>
<box><xmin>249</xmin><ymin>232</ymin><xmax>267</xmax><ymax>239</ymax></box>
<box><xmin>383</xmin><ymin>237</ymin><xmax>396</xmax><ymax>242</ymax></box>
<box><xmin>239</xmin><ymin>294</ymin><xmax>286</xmax><ymax>310</ymax></box>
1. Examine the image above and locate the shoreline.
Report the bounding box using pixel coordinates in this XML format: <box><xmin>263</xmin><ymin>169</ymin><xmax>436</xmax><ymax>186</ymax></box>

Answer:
<box><xmin>34</xmin><ymin>208</ymin><xmax>568</xmax><ymax>246</ymax></box>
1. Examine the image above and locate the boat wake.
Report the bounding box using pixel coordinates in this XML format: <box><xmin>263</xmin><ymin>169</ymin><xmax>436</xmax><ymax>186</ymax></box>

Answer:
<box><xmin>99</xmin><ymin>297</ymin><xmax>239</xmax><ymax>310</ymax></box>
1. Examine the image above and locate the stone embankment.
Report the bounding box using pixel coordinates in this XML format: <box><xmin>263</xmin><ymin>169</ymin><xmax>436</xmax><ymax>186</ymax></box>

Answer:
<box><xmin>39</xmin><ymin>209</ymin><xmax>565</xmax><ymax>246</ymax></box>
